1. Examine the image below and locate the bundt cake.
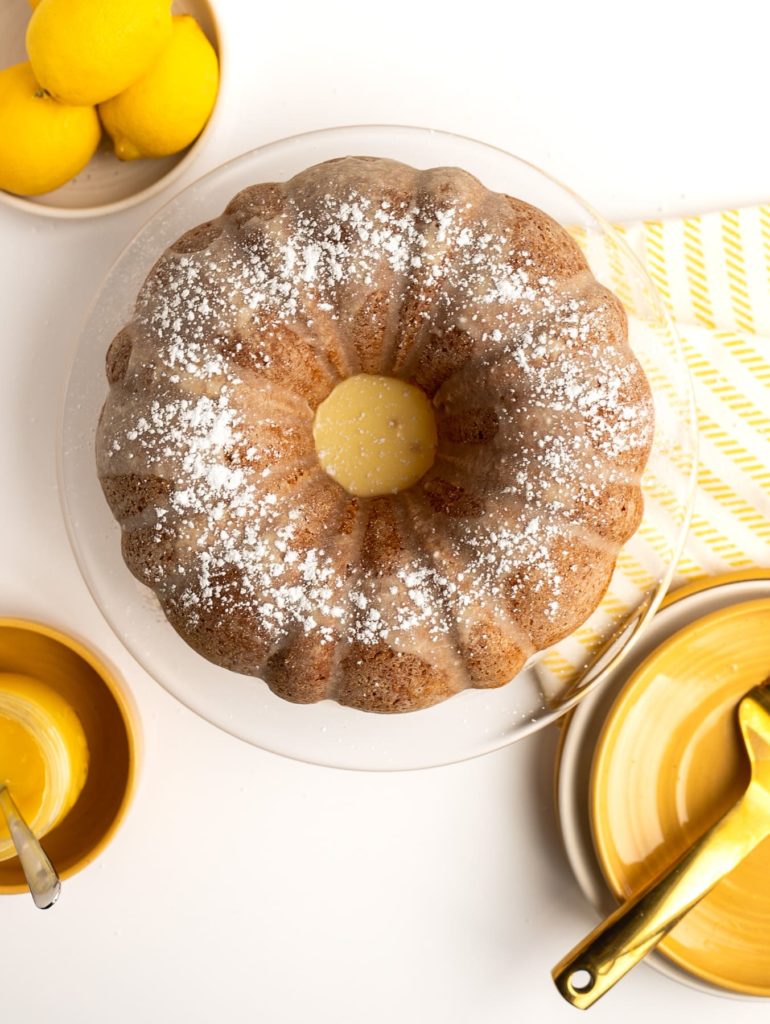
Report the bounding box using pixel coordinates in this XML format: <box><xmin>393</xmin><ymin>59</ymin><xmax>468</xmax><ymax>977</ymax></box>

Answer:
<box><xmin>96</xmin><ymin>156</ymin><xmax>654</xmax><ymax>713</ymax></box>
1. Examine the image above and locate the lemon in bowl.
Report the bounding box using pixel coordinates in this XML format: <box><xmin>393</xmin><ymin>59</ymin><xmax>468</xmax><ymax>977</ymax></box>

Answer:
<box><xmin>0</xmin><ymin>62</ymin><xmax>100</xmax><ymax>196</ymax></box>
<box><xmin>100</xmin><ymin>14</ymin><xmax>219</xmax><ymax>161</ymax></box>
<box><xmin>26</xmin><ymin>0</ymin><xmax>172</xmax><ymax>106</ymax></box>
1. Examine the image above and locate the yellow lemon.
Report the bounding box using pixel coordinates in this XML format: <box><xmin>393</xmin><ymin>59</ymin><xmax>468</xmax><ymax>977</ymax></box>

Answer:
<box><xmin>27</xmin><ymin>0</ymin><xmax>172</xmax><ymax>106</ymax></box>
<box><xmin>0</xmin><ymin>62</ymin><xmax>100</xmax><ymax>196</ymax></box>
<box><xmin>99</xmin><ymin>16</ymin><xmax>218</xmax><ymax>161</ymax></box>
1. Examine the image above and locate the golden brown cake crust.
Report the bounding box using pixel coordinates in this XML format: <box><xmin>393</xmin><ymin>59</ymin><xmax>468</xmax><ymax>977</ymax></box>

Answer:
<box><xmin>96</xmin><ymin>156</ymin><xmax>654</xmax><ymax>713</ymax></box>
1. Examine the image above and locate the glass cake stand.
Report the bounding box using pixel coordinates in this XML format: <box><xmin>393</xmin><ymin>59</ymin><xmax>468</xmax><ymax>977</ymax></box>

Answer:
<box><xmin>59</xmin><ymin>125</ymin><xmax>697</xmax><ymax>770</ymax></box>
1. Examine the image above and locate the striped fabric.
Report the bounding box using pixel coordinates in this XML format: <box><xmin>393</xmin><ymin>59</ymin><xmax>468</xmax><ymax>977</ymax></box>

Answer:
<box><xmin>536</xmin><ymin>205</ymin><xmax>770</xmax><ymax>697</ymax></box>
<box><xmin>628</xmin><ymin>206</ymin><xmax>770</xmax><ymax>566</ymax></box>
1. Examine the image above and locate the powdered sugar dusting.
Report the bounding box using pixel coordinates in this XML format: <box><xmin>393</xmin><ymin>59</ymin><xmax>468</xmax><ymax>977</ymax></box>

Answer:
<box><xmin>97</xmin><ymin>159</ymin><xmax>653</xmax><ymax>682</ymax></box>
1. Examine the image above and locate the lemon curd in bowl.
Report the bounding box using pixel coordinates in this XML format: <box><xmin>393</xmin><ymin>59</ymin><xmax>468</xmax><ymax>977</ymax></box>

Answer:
<box><xmin>0</xmin><ymin>674</ymin><xmax>88</xmax><ymax>863</ymax></box>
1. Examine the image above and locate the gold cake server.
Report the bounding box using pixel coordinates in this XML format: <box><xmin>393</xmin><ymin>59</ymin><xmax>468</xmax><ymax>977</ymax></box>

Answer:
<box><xmin>552</xmin><ymin>677</ymin><xmax>770</xmax><ymax>1009</ymax></box>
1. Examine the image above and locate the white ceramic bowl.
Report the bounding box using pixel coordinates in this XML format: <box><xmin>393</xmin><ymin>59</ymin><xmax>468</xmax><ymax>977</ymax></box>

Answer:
<box><xmin>0</xmin><ymin>0</ymin><xmax>222</xmax><ymax>219</ymax></box>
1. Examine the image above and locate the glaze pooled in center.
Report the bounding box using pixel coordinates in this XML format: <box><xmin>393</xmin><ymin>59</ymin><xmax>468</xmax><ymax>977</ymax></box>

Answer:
<box><xmin>313</xmin><ymin>374</ymin><xmax>437</xmax><ymax>497</ymax></box>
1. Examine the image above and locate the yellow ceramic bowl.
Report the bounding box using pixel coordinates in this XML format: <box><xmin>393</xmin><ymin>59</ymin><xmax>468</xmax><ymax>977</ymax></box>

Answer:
<box><xmin>0</xmin><ymin>619</ymin><xmax>137</xmax><ymax>894</ymax></box>
<box><xmin>591</xmin><ymin>597</ymin><xmax>770</xmax><ymax>996</ymax></box>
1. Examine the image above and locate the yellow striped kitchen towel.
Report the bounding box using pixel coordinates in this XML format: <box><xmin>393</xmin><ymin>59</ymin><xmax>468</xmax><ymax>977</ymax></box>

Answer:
<box><xmin>538</xmin><ymin>204</ymin><xmax>770</xmax><ymax>694</ymax></box>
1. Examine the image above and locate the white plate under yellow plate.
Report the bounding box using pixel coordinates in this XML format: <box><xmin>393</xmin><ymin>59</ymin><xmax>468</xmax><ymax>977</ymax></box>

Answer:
<box><xmin>556</xmin><ymin>571</ymin><xmax>770</xmax><ymax>1000</ymax></box>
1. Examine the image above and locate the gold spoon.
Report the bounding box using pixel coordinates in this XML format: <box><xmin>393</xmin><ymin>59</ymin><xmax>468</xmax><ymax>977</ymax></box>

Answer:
<box><xmin>553</xmin><ymin>678</ymin><xmax>770</xmax><ymax>1009</ymax></box>
<box><xmin>0</xmin><ymin>784</ymin><xmax>61</xmax><ymax>909</ymax></box>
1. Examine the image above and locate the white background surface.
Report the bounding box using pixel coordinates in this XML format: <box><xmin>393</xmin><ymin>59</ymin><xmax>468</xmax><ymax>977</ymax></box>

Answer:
<box><xmin>1</xmin><ymin>0</ymin><xmax>769</xmax><ymax>1020</ymax></box>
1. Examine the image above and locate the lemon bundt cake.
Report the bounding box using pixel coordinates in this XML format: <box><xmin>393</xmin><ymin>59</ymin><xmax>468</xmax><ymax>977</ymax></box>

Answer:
<box><xmin>96</xmin><ymin>156</ymin><xmax>654</xmax><ymax>712</ymax></box>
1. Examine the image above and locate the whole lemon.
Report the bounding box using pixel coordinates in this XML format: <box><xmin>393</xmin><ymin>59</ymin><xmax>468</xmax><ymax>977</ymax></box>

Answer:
<box><xmin>99</xmin><ymin>16</ymin><xmax>218</xmax><ymax>161</ymax></box>
<box><xmin>0</xmin><ymin>62</ymin><xmax>100</xmax><ymax>196</ymax></box>
<box><xmin>27</xmin><ymin>0</ymin><xmax>172</xmax><ymax>106</ymax></box>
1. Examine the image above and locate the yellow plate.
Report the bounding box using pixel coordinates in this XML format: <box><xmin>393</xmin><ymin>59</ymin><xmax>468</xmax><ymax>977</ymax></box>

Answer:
<box><xmin>591</xmin><ymin>597</ymin><xmax>770</xmax><ymax>997</ymax></box>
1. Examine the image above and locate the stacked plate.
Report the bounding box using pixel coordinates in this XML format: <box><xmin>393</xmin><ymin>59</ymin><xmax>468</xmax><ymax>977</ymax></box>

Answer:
<box><xmin>556</xmin><ymin>570</ymin><xmax>770</xmax><ymax>1000</ymax></box>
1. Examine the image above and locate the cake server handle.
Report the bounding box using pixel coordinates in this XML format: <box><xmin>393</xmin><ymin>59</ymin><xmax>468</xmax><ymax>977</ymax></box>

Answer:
<box><xmin>552</xmin><ymin>785</ymin><xmax>770</xmax><ymax>1009</ymax></box>
<box><xmin>0</xmin><ymin>785</ymin><xmax>61</xmax><ymax>909</ymax></box>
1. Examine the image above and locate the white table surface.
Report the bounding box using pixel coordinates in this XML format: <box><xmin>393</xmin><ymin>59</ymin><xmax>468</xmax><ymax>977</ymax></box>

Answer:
<box><xmin>2</xmin><ymin>1</ymin><xmax>769</xmax><ymax>1020</ymax></box>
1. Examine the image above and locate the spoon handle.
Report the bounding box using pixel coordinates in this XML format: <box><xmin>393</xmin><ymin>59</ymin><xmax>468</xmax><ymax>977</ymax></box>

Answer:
<box><xmin>552</xmin><ymin>786</ymin><xmax>770</xmax><ymax>1008</ymax></box>
<box><xmin>0</xmin><ymin>786</ymin><xmax>61</xmax><ymax>910</ymax></box>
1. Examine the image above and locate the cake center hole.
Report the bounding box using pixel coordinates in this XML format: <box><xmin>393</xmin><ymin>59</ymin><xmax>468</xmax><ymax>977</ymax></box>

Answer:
<box><xmin>312</xmin><ymin>374</ymin><xmax>437</xmax><ymax>498</ymax></box>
